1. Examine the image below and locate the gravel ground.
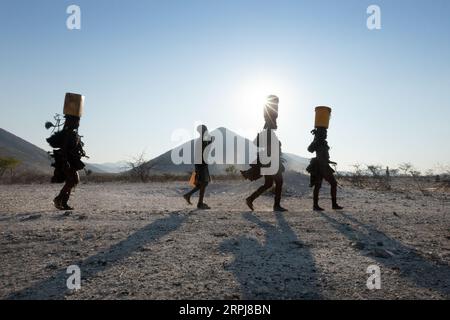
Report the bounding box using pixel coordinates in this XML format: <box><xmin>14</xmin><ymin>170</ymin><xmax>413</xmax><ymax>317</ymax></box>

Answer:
<box><xmin>1</xmin><ymin>174</ymin><xmax>449</xmax><ymax>300</ymax></box>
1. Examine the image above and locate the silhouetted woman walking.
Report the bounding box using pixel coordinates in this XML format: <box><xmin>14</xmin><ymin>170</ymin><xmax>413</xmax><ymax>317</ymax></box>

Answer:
<box><xmin>306</xmin><ymin>107</ymin><xmax>343</xmax><ymax>211</ymax></box>
<box><xmin>183</xmin><ymin>125</ymin><xmax>214</xmax><ymax>210</ymax></box>
<box><xmin>242</xmin><ymin>95</ymin><xmax>287</xmax><ymax>212</ymax></box>
<box><xmin>46</xmin><ymin>93</ymin><xmax>87</xmax><ymax>211</ymax></box>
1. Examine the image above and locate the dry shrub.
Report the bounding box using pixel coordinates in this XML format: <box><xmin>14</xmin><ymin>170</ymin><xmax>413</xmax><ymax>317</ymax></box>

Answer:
<box><xmin>0</xmin><ymin>171</ymin><xmax>52</xmax><ymax>185</ymax></box>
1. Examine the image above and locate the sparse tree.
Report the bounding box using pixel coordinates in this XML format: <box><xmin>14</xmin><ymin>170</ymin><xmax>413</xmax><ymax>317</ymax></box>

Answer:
<box><xmin>433</xmin><ymin>165</ymin><xmax>449</xmax><ymax>189</ymax></box>
<box><xmin>438</xmin><ymin>164</ymin><xmax>450</xmax><ymax>179</ymax></box>
<box><xmin>0</xmin><ymin>157</ymin><xmax>21</xmax><ymax>178</ymax></box>
<box><xmin>350</xmin><ymin>164</ymin><xmax>365</xmax><ymax>188</ymax></box>
<box><xmin>398</xmin><ymin>162</ymin><xmax>413</xmax><ymax>176</ymax></box>
<box><xmin>367</xmin><ymin>164</ymin><xmax>382</xmax><ymax>177</ymax></box>
<box><xmin>126</xmin><ymin>151</ymin><xmax>157</xmax><ymax>182</ymax></box>
<box><xmin>389</xmin><ymin>168</ymin><xmax>399</xmax><ymax>176</ymax></box>
<box><xmin>225</xmin><ymin>165</ymin><xmax>238</xmax><ymax>175</ymax></box>
<box><xmin>410</xmin><ymin>170</ymin><xmax>421</xmax><ymax>177</ymax></box>
<box><xmin>409</xmin><ymin>169</ymin><xmax>428</xmax><ymax>195</ymax></box>
<box><xmin>367</xmin><ymin>164</ymin><xmax>389</xmax><ymax>190</ymax></box>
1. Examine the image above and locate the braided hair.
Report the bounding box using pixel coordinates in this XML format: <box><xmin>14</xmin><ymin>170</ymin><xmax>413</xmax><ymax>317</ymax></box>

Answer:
<box><xmin>64</xmin><ymin>115</ymin><xmax>80</xmax><ymax>130</ymax></box>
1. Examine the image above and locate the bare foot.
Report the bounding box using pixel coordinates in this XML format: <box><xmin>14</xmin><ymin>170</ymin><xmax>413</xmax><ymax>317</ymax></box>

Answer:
<box><xmin>197</xmin><ymin>203</ymin><xmax>211</xmax><ymax>210</ymax></box>
<box><xmin>53</xmin><ymin>197</ymin><xmax>63</xmax><ymax>210</ymax></box>
<box><xmin>246</xmin><ymin>198</ymin><xmax>254</xmax><ymax>211</ymax></box>
<box><xmin>274</xmin><ymin>205</ymin><xmax>288</xmax><ymax>212</ymax></box>
<box><xmin>183</xmin><ymin>194</ymin><xmax>192</xmax><ymax>205</ymax></box>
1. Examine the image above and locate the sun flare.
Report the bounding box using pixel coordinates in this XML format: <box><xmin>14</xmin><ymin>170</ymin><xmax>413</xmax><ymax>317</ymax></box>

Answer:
<box><xmin>236</xmin><ymin>76</ymin><xmax>294</xmax><ymax>122</ymax></box>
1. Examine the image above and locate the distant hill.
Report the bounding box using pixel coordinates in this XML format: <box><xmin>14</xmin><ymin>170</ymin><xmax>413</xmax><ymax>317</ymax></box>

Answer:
<box><xmin>0</xmin><ymin>128</ymin><xmax>53</xmax><ymax>174</ymax></box>
<box><xmin>0</xmin><ymin>128</ymin><xmax>105</xmax><ymax>174</ymax></box>
<box><xmin>0</xmin><ymin>127</ymin><xmax>309</xmax><ymax>176</ymax></box>
<box><xmin>142</xmin><ymin>127</ymin><xmax>309</xmax><ymax>175</ymax></box>
<box><xmin>88</xmin><ymin>161</ymin><xmax>128</xmax><ymax>173</ymax></box>
<box><xmin>283</xmin><ymin>153</ymin><xmax>310</xmax><ymax>172</ymax></box>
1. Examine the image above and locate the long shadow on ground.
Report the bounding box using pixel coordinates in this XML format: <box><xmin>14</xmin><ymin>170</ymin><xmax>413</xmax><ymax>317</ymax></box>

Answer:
<box><xmin>7</xmin><ymin>212</ymin><xmax>187</xmax><ymax>300</ymax></box>
<box><xmin>319</xmin><ymin>211</ymin><xmax>450</xmax><ymax>298</ymax></box>
<box><xmin>220</xmin><ymin>212</ymin><xmax>322</xmax><ymax>299</ymax></box>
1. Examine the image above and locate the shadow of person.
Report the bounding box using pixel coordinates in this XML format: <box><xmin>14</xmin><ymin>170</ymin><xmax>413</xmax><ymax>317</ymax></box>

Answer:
<box><xmin>319</xmin><ymin>211</ymin><xmax>450</xmax><ymax>298</ymax></box>
<box><xmin>220</xmin><ymin>212</ymin><xmax>322</xmax><ymax>299</ymax></box>
<box><xmin>7</xmin><ymin>212</ymin><xmax>187</xmax><ymax>300</ymax></box>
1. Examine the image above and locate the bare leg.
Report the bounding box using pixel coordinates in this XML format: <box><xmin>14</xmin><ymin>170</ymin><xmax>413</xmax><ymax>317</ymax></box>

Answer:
<box><xmin>54</xmin><ymin>169</ymin><xmax>78</xmax><ymax>210</ymax></box>
<box><xmin>183</xmin><ymin>185</ymin><xmax>201</xmax><ymax>205</ymax></box>
<box><xmin>325</xmin><ymin>174</ymin><xmax>343</xmax><ymax>210</ymax></box>
<box><xmin>198</xmin><ymin>183</ymin><xmax>207</xmax><ymax>205</ymax></box>
<box><xmin>313</xmin><ymin>183</ymin><xmax>324</xmax><ymax>211</ymax></box>
<box><xmin>246</xmin><ymin>176</ymin><xmax>274</xmax><ymax>211</ymax></box>
<box><xmin>273</xmin><ymin>174</ymin><xmax>287</xmax><ymax>212</ymax></box>
<box><xmin>197</xmin><ymin>182</ymin><xmax>210</xmax><ymax>209</ymax></box>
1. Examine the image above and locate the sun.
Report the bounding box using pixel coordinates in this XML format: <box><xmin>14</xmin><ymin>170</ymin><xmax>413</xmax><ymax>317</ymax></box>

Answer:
<box><xmin>241</xmin><ymin>79</ymin><xmax>278</xmax><ymax>109</ymax></box>
<box><xmin>228</xmin><ymin>73</ymin><xmax>297</xmax><ymax>138</ymax></box>
<box><xmin>235</xmin><ymin>76</ymin><xmax>294</xmax><ymax>122</ymax></box>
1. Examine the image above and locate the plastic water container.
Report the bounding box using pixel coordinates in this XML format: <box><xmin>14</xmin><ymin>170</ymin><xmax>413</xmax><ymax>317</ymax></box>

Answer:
<box><xmin>315</xmin><ymin>106</ymin><xmax>332</xmax><ymax>128</ymax></box>
<box><xmin>63</xmin><ymin>93</ymin><xmax>84</xmax><ymax>118</ymax></box>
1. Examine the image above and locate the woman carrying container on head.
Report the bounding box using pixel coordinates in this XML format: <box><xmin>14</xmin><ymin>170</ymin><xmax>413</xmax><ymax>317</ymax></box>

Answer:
<box><xmin>46</xmin><ymin>93</ymin><xmax>87</xmax><ymax>210</ymax></box>
<box><xmin>242</xmin><ymin>95</ymin><xmax>288</xmax><ymax>212</ymax></box>
<box><xmin>306</xmin><ymin>106</ymin><xmax>343</xmax><ymax>211</ymax></box>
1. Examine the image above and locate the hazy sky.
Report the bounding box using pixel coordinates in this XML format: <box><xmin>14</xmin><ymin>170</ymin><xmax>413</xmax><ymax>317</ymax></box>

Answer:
<box><xmin>1</xmin><ymin>0</ymin><xmax>449</xmax><ymax>171</ymax></box>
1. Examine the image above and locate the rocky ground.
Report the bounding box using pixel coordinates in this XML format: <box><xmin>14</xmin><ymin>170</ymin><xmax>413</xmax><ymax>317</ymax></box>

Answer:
<box><xmin>0</xmin><ymin>173</ymin><xmax>449</xmax><ymax>300</ymax></box>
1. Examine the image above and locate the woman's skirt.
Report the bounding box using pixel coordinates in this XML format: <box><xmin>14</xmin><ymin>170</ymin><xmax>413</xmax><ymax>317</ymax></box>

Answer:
<box><xmin>195</xmin><ymin>164</ymin><xmax>211</xmax><ymax>185</ymax></box>
<box><xmin>306</xmin><ymin>158</ymin><xmax>335</xmax><ymax>187</ymax></box>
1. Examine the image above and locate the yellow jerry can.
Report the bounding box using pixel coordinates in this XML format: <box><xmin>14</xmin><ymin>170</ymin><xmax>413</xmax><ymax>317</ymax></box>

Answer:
<box><xmin>63</xmin><ymin>93</ymin><xmax>84</xmax><ymax>118</ymax></box>
<box><xmin>315</xmin><ymin>106</ymin><xmax>332</xmax><ymax>128</ymax></box>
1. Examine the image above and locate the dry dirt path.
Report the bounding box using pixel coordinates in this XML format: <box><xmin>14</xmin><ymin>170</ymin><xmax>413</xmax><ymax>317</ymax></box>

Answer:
<box><xmin>0</xmin><ymin>178</ymin><xmax>449</xmax><ymax>299</ymax></box>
